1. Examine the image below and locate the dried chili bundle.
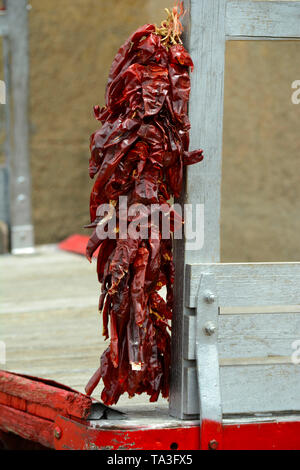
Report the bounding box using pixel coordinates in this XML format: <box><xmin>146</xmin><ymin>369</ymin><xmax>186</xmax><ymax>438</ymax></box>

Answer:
<box><xmin>85</xmin><ymin>3</ymin><xmax>203</xmax><ymax>405</ymax></box>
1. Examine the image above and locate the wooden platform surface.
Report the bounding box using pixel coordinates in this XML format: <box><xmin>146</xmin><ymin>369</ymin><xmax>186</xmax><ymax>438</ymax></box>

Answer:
<box><xmin>0</xmin><ymin>245</ymin><xmax>166</xmax><ymax>408</ymax></box>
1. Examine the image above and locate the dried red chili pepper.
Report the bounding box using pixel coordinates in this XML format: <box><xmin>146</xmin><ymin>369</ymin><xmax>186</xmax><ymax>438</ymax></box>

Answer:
<box><xmin>85</xmin><ymin>3</ymin><xmax>203</xmax><ymax>405</ymax></box>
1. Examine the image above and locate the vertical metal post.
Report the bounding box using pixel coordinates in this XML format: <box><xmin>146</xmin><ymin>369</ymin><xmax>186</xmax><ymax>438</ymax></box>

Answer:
<box><xmin>2</xmin><ymin>35</ymin><xmax>12</xmax><ymax>228</ymax></box>
<box><xmin>7</xmin><ymin>0</ymin><xmax>34</xmax><ymax>254</ymax></box>
<box><xmin>170</xmin><ymin>0</ymin><xmax>226</xmax><ymax>418</ymax></box>
<box><xmin>0</xmin><ymin>7</ymin><xmax>10</xmax><ymax>234</ymax></box>
<box><xmin>3</xmin><ymin>34</ymin><xmax>12</xmax><ymax>174</ymax></box>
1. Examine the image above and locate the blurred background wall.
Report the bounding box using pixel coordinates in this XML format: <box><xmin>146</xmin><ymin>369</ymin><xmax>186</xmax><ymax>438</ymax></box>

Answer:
<box><xmin>222</xmin><ymin>40</ymin><xmax>300</xmax><ymax>262</ymax></box>
<box><xmin>27</xmin><ymin>0</ymin><xmax>300</xmax><ymax>262</ymax></box>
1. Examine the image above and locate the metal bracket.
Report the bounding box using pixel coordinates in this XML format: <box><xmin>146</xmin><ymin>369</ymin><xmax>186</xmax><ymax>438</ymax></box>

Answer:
<box><xmin>196</xmin><ymin>273</ymin><xmax>223</xmax><ymax>450</ymax></box>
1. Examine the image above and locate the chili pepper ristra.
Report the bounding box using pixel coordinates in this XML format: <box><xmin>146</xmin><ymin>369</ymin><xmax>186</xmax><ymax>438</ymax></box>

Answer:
<box><xmin>85</xmin><ymin>2</ymin><xmax>203</xmax><ymax>405</ymax></box>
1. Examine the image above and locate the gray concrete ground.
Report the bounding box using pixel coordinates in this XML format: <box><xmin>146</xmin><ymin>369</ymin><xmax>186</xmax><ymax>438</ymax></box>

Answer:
<box><xmin>0</xmin><ymin>245</ymin><xmax>167</xmax><ymax>409</ymax></box>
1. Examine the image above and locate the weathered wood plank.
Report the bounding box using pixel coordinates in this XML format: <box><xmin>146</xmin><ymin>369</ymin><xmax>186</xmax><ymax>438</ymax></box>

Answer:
<box><xmin>0</xmin><ymin>249</ymin><xmax>99</xmax><ymax>315</ymax></box>
<box><xmin>0</xmin><ymin>391</ymin><xmax>58</xmax><ymax>422</ymax></box>
<box><xmin>184</xmin><ymin>313</ymin><xmax>300</xmax><ymax>362</ymax></box>
<box><xmin>186</xmin><ymin>263</ymin><xmax>300</xmax><ymax>308</ymax></box>
<box><xmin>226</xmin><ymin>1</ymin><xmax>300</xmax><ymax>39</ymax></box>
<box><xmin>170</xmin><ymin>0</ymin><xmax>227</xmax><ymax>421</ymax></box>
<box><xmin>221</xmin><ymin>305</ymin><xmax>300</xmax><ymax>315</ymax></box>
<box><xmin>185</xmin><ymin>364</ymin><xmax>300</xmax><ymax>416</ymax></box>
<box><xmin>1</xmin><ymin>248</ymin><xmax>166</xmax><ymax>407</ymax></box>
<box><xmin>222</xmin><ymin>363</ymin><xmax>300</xmax><ymax>415</ymax></box>
<box><xmin>0</xmin><ymin>403</ymin><xmax>54</xmax><ymax>448</ymax></box>
<box><xmin>0</xmin><ymin>371</ymin><xmax>92</xmax><ymax>419</ymax></box>
<box><xmin>184</xmin><ymin>0</ymin><xmax>226</xmax><ymax>264</ymax></box>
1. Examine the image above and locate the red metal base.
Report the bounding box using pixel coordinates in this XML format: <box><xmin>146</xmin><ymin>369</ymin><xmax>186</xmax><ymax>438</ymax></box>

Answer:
<box><xmin>53</xmin><ymin>415</ymin><xmax>300</xmax><ymax>451</ymax></box>
<box><xmin>54</xmin><ymin>415</ymin><xmax>199</xmax><ymax>451</ymax></box>
<box><xmin>223</xmin><ymin>420</ymin><xmax>300</xmax><ymax>450</ymax></box>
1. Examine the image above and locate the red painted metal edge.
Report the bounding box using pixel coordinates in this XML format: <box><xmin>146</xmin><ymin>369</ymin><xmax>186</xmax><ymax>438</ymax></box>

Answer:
<box><xmin>54</xmin><ymin>415</ymin><xmax>200</xmax><ymax>450</ymax></box>
<box><xmin>53</xmin><ymin>415</ymin><xmax>300</xmax><ymax>450</ymax></box>
<box><xmin>200</xmin><ymin>419</ymin><xmax>223</xmax><ymax>450</ymax></box>
<box><xmin>223</xmin><ymin>420</ymin><xmax>300</xmax><ymax>450</ymax></box>
<box><xmin>0</xmin><ymin>403</ymin><xmax>54</xmax><ymax>449</ymax></box>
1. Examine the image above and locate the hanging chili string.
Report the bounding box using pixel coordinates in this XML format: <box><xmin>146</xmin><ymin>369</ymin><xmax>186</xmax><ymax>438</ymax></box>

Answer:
<box><xmin>85</xmin><ymin>2</ymin><xmax>203</xmax><ymax>405</ymax></box>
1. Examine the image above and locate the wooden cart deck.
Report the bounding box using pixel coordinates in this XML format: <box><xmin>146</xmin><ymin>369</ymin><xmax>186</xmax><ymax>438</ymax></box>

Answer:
<box><xmin>0</xmin><ymin>245</ymin><xmax>166</xmax><ymax>408</ymax></box>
